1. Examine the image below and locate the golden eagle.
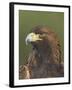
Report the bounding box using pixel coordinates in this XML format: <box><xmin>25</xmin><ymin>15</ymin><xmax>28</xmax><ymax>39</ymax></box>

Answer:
<box><xmin>19</xmin><ymin>25</ymin><xmax>64</xmax><ymax>79</ymax></box>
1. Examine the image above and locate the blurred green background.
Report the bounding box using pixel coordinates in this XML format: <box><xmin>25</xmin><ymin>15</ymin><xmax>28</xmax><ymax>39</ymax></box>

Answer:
<box><xmin>19</xmin><ymin>10</ymin><xmax>64</xmax><ymax>65</ymax></box>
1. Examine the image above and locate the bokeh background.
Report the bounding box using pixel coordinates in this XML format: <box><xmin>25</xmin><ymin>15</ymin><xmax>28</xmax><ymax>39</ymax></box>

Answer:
<box><xmin>19</xmin><ymin>10</ymin><xmax>64</xmax><ymax>65</ymax></box>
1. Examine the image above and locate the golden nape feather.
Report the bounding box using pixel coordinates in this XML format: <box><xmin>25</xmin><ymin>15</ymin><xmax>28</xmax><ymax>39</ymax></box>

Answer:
<box><xmin>19</xmin><ymin>25</ymin><xmax>64</xmax><ymax>79</ymax></box>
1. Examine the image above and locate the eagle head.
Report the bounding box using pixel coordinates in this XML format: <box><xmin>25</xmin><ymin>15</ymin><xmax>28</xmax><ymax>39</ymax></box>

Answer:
<box><xmin>25</xmin><ymin>25</ymin><xmax>51</xmax><ymax>45</ymax></box>
<box><xmin>25</xmin><ymin>25</ymin><xmax>62</xmax><ymax>64</ymax></box>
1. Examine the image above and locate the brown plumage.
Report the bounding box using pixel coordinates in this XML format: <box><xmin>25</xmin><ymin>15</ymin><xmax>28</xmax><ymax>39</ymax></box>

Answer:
<box><xmin>19</xmin><ymin>25</ymin><xmax>64</xmax><ymax>79</ymax></box>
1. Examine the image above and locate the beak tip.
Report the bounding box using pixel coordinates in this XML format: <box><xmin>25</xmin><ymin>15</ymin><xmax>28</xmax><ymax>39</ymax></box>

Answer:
<box><xmin>25</xmin><ymin>34</ymin><xmax>32</xmax><ymax>45</ymax></box>
<box><xmin>25</xmin><ymin>38</ymin><xmax>28</xmax><ymax>45</ymax></box>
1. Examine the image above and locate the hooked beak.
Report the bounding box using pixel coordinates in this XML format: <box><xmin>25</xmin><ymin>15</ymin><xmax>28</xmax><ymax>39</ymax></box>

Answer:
<box><xmin>25</xmin><ymin>33</ymin><xmax>43</xmax><ymax>45</ymax></box>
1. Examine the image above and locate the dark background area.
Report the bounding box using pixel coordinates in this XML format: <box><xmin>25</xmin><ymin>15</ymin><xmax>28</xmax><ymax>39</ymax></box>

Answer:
<box><xmin>19</xmin><ymin>10</ymin><xmax>64</xmax><ymax>65</ymax></box>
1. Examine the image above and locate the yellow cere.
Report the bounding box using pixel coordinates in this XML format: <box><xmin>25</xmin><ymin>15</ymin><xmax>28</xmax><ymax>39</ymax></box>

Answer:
<box><xmin>31</xmin><ymin>33</ymin><xmax>43</xmax><ymax>41</ymax></box>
